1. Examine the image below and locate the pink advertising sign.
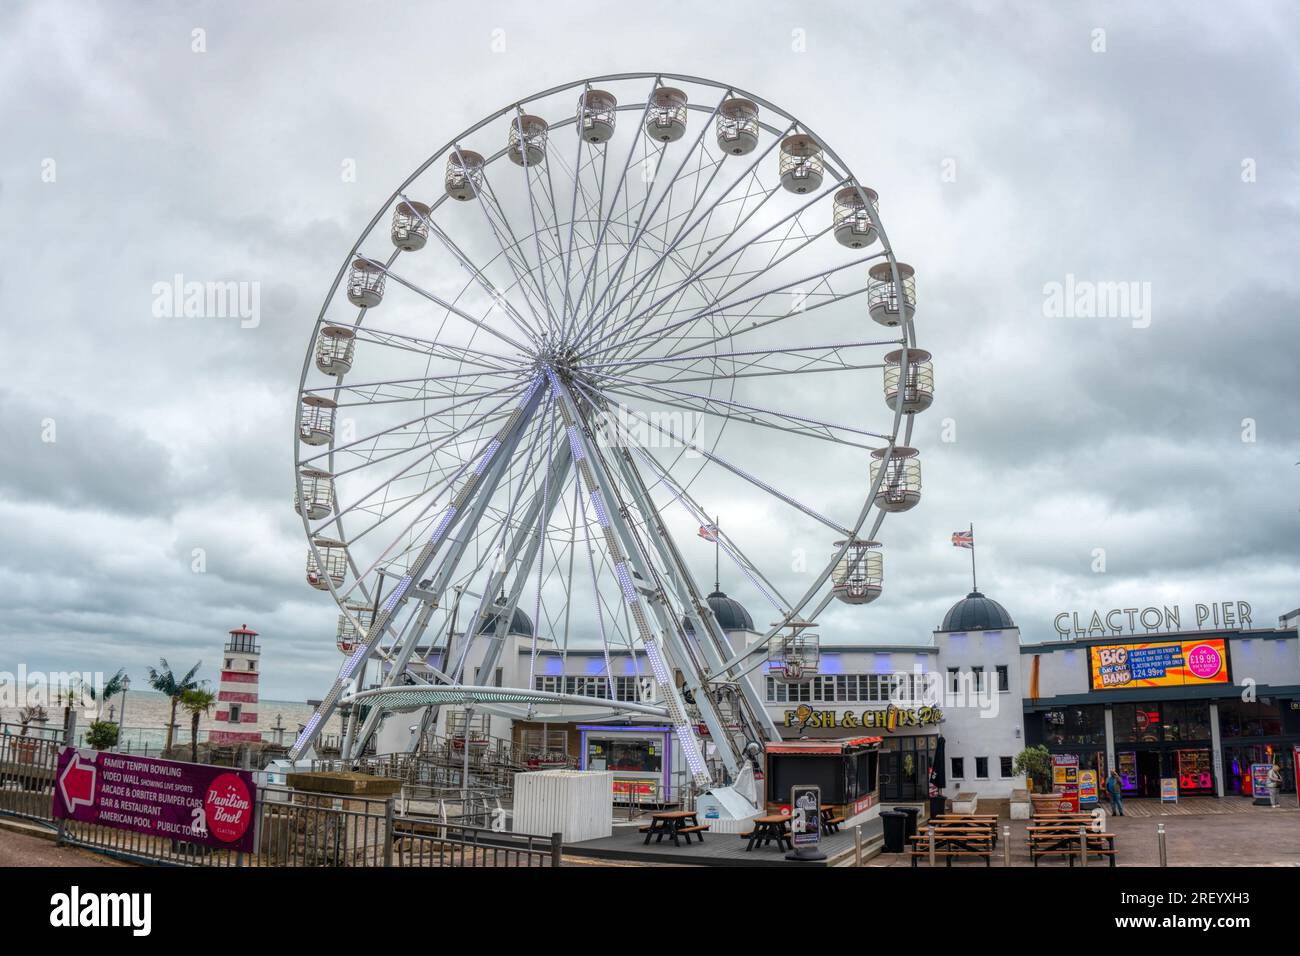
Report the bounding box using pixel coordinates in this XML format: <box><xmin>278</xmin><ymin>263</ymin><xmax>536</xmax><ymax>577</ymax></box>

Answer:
<box><xmin>52</xmin><ymin>748</ymin><xmax>257</xmax><ymax>853</ymax></box>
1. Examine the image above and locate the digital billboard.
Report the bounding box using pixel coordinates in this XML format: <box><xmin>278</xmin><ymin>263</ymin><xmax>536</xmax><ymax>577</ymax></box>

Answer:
<box><xmin>1089</xmin><ymin>638</ymin><xmax>1230</xmax><ymax>690</ymax></box>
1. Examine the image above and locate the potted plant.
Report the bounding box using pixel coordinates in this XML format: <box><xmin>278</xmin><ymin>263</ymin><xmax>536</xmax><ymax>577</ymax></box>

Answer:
<box><xmin>1014</xmin><ymin>745</ymin><xmax>1056</xmax><ymax>812</ymax></box>
<box><xmin>84</xmin><ymin>721</ymin><xmax>120</xmax><ymax>751</ymax></box>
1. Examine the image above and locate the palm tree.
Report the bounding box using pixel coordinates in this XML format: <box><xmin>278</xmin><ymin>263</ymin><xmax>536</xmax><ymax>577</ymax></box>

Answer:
<box><xmin>146</xmin><ymin>658</ymin><xmax>202</xmax><ymax>753</ymax></box>
<box><xmin>179</xmin><ymin>687</ymin><xmax>216</xmax><ymax>764</ymax></box>
<box><xmin>17</xmin><ymin>705</ymin><xmax>48</xmax><ymax>737</ymax></box>
<box><xmin>75</xmin><ymin>669</ymin><xmax>127</xmax><ymax>721</ymax></box>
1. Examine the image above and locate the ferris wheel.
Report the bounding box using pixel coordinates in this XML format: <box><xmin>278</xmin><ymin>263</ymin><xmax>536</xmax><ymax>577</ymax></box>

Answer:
<box><xmin>287</xmin><ymin>74</ymin><xmax>933</xmax><ymax>793</ymax></box>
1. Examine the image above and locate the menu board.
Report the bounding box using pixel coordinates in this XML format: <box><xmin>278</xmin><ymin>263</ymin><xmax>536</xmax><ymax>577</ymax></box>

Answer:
<box><xmin>1051</xmin><ymin>753</ymin><xmax>1080</xmax><ymax>812</ymax></box>
<box><xmin>1089</xmin><ymin>639</ymin><xmax>1229</xmax><ymax>690</ymax></box>
<box><xmin>1078</xmin><ymin>770</ymin><xmax>1098</xmax><ymax>804</ymax></box>
<box><xmin>1250</xmin><ymin>764</ymin><xmax>1273</xmax><ymax>806</ymax></box>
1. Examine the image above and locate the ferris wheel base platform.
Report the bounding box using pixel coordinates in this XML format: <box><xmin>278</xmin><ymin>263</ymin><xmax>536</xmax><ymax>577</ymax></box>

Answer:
<box><xmin>695</xmin><ymin>786</ymin><xmax>763</xmax><ymax>833</ymax></box>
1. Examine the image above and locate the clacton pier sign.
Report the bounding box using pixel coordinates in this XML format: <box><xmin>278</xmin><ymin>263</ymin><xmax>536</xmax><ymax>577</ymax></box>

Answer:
<box><xmin>1053</xmin><ymin>601</ymin><xmax>1252</xmax><ymax>638</ymax></box>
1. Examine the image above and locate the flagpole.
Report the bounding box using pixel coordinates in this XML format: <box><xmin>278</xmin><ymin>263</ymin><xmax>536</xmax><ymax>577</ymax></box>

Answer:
<box><xmin>969</xmin><ymin>522</ymin><xmax>977</xmax><ymax>593</ymax></box>
<box><xmin>714</xmin><ymin>514</ymin><xmax>720</xmax><ymax>591</ymax></box>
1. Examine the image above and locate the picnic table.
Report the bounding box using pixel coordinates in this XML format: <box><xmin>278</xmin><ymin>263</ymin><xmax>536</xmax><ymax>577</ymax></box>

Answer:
<box><xmin>819</xmin><ymin>804</ymin><xmax>846</xmax><ymax>835</ymax></box>
<box><xmin>743</xmin><ymin>813</ymin><xmax>792</xmax><ymax>852</ymax></box>
<box><xmin>640</xmin><ymin>810</ymin><xmax>709</xmax><ymax>847</ymax></box>
<box><xmin>930</xmin><ymin>816</ymin><xmax>998</xmax><ymax>846</ymax></box>
<box><xmin>1027</xmin><ymin>823</ymin><xmax>1117</xmax><ymax>866</ymax></box>
<box><xmin>908</xmin><ymin>824</ymin><xmax>994</xmax><ymax>866</ymax></box>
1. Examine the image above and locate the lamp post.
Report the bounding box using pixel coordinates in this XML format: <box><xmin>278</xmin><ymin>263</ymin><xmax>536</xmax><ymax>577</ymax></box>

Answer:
<box><xmin>118</xmin><ymin>675</ymin><xmax>131</xmax><ymax>751</ymax></box>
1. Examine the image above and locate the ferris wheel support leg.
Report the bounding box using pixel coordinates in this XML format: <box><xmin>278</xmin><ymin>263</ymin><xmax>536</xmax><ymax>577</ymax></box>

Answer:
<box><xmin>339</xmin><ymin>657</ymin><xmax>367</xmax><ymax>761</ymax></box>
<box><xmin>547</xmin><ymin>370</ymin><xmax>723</xmax><ymax>787</ymax></box>
<box><xmin>397</xmin><ymin>443</ymin><xmax>575</xmax><ymax>755</ymax></box>
<box><xmin>288</xmin><ymin>381</ymin><xmax>545</xmax><ymax>763</ymax></box>
<box><xmin>606</xmin><ymin>444</ymin><xmax>782</xmax><ymax>748</ymax></box>
<box><xmin>346</xmin><ymin>409</ymin><xmax>546</xmax><ymax>757</ymax></box>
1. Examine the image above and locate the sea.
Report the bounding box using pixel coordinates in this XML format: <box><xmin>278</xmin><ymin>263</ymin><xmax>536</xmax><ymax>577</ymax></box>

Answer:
<box><xmin>0</xmin><ymin>689</ymin><xmax>344</xmax><ymax>750</ymax></box>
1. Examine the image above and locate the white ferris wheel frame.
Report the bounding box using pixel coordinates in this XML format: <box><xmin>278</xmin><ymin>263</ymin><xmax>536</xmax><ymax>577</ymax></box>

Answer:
<box><xmin>288</xmin><ymin>73</ymin><xmax>921</xmax><ymax>783</ymax></box>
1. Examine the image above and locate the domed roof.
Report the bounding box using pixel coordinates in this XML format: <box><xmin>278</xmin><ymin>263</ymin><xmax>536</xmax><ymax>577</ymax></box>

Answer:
<box><xmin>479</xmin><ymin>605</ymin><xmax>533</xmax><ymax>638</ymax></box>
<box><xmin>683</xmin><ymin>589</ymin><xmax>754</xmax><ymax>634</ymax></box>
<box><xmin>940</xmin><ymin>590</ymin><xmax>1015</xmax><ymax>632</ymax></box>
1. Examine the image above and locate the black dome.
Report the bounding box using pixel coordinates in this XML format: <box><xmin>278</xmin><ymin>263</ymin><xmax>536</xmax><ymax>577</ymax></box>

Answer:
<box><xmin>940</xmin><ymin>590</ymin><xmax>1015</xmax><ymax>632</ymax></box>
<box><xmin>479</xmin><ymin>605</ymin><xmax>533</xmax><ymax>637</ymax></box>
<box><xmin>683</xmin><ymin>589</ymin><xmax>754</xmax><ymax>634</ymax></box>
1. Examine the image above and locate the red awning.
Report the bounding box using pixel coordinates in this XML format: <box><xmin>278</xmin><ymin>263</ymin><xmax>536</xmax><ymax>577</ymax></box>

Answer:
<box><xmin>767</xmin><ymin>736</ymin><xmax>882</xmax><ymax>754</ymax></box>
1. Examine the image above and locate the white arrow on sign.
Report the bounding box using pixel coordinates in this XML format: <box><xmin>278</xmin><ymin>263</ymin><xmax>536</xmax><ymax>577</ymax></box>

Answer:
<box><xmin>58</xmin><ymin>750</ymin><xmax>98</xmax><ymax>812</ymax></box>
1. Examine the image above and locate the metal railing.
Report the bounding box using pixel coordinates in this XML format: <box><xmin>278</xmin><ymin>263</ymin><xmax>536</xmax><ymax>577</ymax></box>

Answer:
<box><xmin>0</xmin><ymin>723</ymin><xmax>61</xmax><ymax>823</ymax></box>
<box><xmin>0</xmin><ymin>718</ymin><xmax>562</xmax><ymax>867</ymax></box>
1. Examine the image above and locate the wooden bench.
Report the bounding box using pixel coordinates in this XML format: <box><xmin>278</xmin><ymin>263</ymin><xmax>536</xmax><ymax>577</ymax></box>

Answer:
<box><xmin>930</xmin><ymin>818</ymin><xmax>998</xmax><ymax>846</ymax></box>
<box><xmin>908</xmin><ymin>830</ymin><xmax>993</xmax><ymax>866</ymax></box>
<box><xmin>1028</xmin><ymin>830</ymin><xmax>1117</xmax><ymax>867</ymax></box>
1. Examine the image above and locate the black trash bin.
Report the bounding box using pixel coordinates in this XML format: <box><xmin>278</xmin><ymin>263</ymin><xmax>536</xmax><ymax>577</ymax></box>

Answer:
<box><xmin>928</xmin><ymin>794</ymin><xmax>948</xmax><ymax>821</ymax></box>
<box><xmin>897</xmin><ymin>806</ymin><xmax>919</xmax><ymax>842</ymax></box>
<box><xmin>880</xmin><ymin>810</ymin><xmax>907</xmax><ymax>853</ymax></box>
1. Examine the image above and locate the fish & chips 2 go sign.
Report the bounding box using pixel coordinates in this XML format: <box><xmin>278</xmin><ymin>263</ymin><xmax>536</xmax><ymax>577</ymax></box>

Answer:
<box><xmin>53</xmin><ymin>748</ymin><xmax>257</xmax><ymax>853</ymax></box>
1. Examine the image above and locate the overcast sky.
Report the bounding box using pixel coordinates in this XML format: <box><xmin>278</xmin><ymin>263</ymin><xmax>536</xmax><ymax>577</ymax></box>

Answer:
<box><xmin>2</xmin><ymin>1</ymin><xmax>1297</xmax><ymax>701</ymax></box>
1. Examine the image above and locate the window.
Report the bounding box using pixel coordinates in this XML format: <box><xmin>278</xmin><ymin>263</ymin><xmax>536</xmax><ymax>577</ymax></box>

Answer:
<box><xmin>474</xmin><ymin>666</ymin><xmax>503</xmax><ymax>687</ymax></box>
<box><xmin>1217</xmin><ymin>699</ymin><xmax>1281</xmax><ymax>738</ymax></box>
<box><xmin>1040</xmin><ymin>705</ymin><xmax>1107</xmax><ymax>746</ymax></box>
<box><xmin>224</xmin><ymin>658</ymin><xmax>232</xmax><ymax>669</ymax></box>
<box><xmin>248</xmin><ymin>660</ymin><xmax>256</xmax><ymax>671</ymax></box>
<box><xmin>1000</xmin><ymin>756</ymin><xmax>1014</xmax><ymax>778</ymax></box>
<box><xmin>971</xmin><ymin>666</ymin><xmax>985</xmax><ymax>693</ymax></box>
<box><xmin>947</xmin><ymin>668</ymin><xmax>960</xmax><ymax>694</ymax></box>
<box><xmin>228</xmin><ymin>704</ymin><xmax>242</xmax><ymax>724</ymax></box>
<box><xmin>534</xmin><ymin>676</ymin><xmax>561</xmax><ymax>694</ymax></box>
<box><xmin>951</xmin><ymin>757</ymin><xmax>964</xmax><ymax>779</ymax></box>
<box><xmin>996</xmin><ymin>665</ymin><xmax>1009</xmax><ymax>692</ymax></box>
<box><xmin>766</xmin><ymin>678</ymin><xmax>812</xmax><ymax>703</ymax></box>
<box><xmin>975</xmin><ymin>756</ymin><xmax>989</xmax><ymax>779</ymax></box>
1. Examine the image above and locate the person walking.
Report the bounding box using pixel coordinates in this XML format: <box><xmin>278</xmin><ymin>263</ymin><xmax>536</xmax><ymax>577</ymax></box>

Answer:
<box><xmin>1106</xmin><ymin>769</ymin><xmax>1125</xmax><ymax>817</ymax></box>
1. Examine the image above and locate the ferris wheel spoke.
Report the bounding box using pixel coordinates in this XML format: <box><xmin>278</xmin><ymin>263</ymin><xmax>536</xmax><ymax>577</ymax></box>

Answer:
<box><xmin>447</xmin><ymin>146</ymin><xmax>554</xmax><ymax>342</ymax></box>
<box><xmin>300</xmin><ymin>379</ymin><xmax>528</xmax><ymax>470</ymax></box>
<box><xmin>576</xmin><ymin>379</ymin><xmax>851</xmax><ymax>537</ymax></box>
<box><xmin>625</xmin><ymin>443</ymin><xmax>794</xmax><ymax>617</ymax></box>
<box><xmin>341</xmin><ymin>422</ymin><xmax>547</xmax><ymax>556</ymax></box>
<box><xmin>476</xmin><ymin>169</ymin><xmax>564</xmax><ymax>336</ymax></box>
<box><xmin>555</xmin><ymin>139</ymin><xmax>609</xmax><ymax>337</ymax></box>
<box><xmin>570</xmin><ymin>78</ymin><xmax>661</xmax><ymax>330</ymax></box>
<box><xmin>333</xmin><ymin>320</ymin><xmax>524</xmax><ymax>373</ymax></box>
<box><xmin>397</xmin><ymin>196</ymin><xmax>554</xmax><ymax>351</ymax></box>
<box><xmin>505</xmin><ymin>118</ymin><xmax>562</xmax><ymax>336</ymax></box>
<box><xmin>582</xmin><ymin>175</ymin><xmax>845</xmax><ymax>358</ymax></box>
<box><xmin>584</xmin><ymin>338</ymin><xmax>896</xmax><ymax>384</ymax></box>
<box><xmin>596</xmin><ymin>251</ymin><xmax>885</xmax><ymax>368</ymax></box>
<box><xmin>323</xmin><ymin>380</ymin><xmax>530</xmax><ymax>410</ymax></box>
<box><xmin>615</xmin><ymin>218</ymin><xmax>838</xmax><ymax>364</ymax></box>
<box><xmin>351</xmin><ymin>256</ymin><xmax>538</xmax><ymax>355</ymax></box>
<box><xmin>580</xmin><ymin>90</ymin><xmax>729</xmax><ymax>332</ymax></box>
<box><xmin>572</xmin><ymin>119</ymin><xmax>795</xmax><ymax>350</ymax></box>
<box><xmin>599</xmin><ymin>377</ymin><xmax>890</xmax><ymax>447</ymax></box>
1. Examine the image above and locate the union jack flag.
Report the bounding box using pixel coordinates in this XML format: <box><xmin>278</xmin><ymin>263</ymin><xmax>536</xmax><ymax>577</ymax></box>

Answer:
<box><xmin>951</xmin><ymin>530</ymin><xmax>974</xmax><ymax>549</ymax></box>
<box><xmin>698</xmin><ymin>523</ymin><xmax>718</xmax><ymax>541</ymax></box>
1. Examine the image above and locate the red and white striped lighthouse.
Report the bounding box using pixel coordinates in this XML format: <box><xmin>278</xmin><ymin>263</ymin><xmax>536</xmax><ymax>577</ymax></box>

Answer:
<box><xmin>211</xmin><ymin>625</ymin><xmax>263</xmax><ymax>745</ymax></box>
